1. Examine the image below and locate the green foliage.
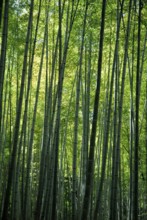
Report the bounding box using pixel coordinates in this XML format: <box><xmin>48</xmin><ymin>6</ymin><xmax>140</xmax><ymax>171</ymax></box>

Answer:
<box><xmin>0</xmin><ymin>0</ymin><xmax>147</xmax><ymax>219</ymax></box>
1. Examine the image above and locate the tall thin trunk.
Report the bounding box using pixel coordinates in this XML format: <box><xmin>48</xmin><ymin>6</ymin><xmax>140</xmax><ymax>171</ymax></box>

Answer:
<box><xmin>110</xmin><ymin>0</ymin><xmax>132</xmax><ymax>219</ymax></box>
<box><xmin>2</xmin><ymin>1</ymin><xmax>34</xmax><ymax>218</ymax></box>
<box><xmin>51</xmin><ymin>0</ymin><xmax>62</xmax><ymax>218</ymax></box>
<box><xmin>93</xmin><ymin>1</ymin><xmax>124</xmax><ymax>218</ymax></box>
<box><xmin>72</xmin><ymin>2</ymin><xmax>88</xmax><ymax>220</ymax></box>
<box><xmin>81</xmin><ymin>34</ymin><xmax>91</xmax><ymax>196</ymax></box>
<box><xmin>133</xmin><ymin>0</ymin><xmax>141</xmax><ymax>219</ymax></box>
<box><xmin>51</xmin><ymin>0</ymin><xmax>79</xmax><ymax>218</ymax></box>
<box><xmin>146</xmin><ymin>73</ymin><xmax>147</xmax><ymax>217</ymax></box>
<box><xmin>0</xmin><ymin>0</ymin><xmax>9</xmax><ymax>136</ymax></box>
<box><xmin>128</xmin><ymin>17</ymin><xmax>135</xmax><ymax>220</ymax></box>
<box><xmin>24</xmin><ymin>20</ymin><xmax>46</xmax><ymax>220</ymax></box>
<box><xmin>13</xmin><ymin>1</ymin><xmax>42</xmax><ymax>218</ymax></box>
<box><xmin>0</xmin><ymin>0</ymin><xmax>3</xmax><ymax>27</ymax></box>
<box><xmin>81</xmin><ymin>0</ymin><xmax>107</xmax><ymax>219</ymax></box>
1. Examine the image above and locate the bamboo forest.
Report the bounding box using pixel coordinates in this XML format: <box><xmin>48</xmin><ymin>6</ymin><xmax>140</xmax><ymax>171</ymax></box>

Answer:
<box><xmin>1</xmin><ymin>0</ymin><xmax>147</xmax><ymax>219</ymax></box>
